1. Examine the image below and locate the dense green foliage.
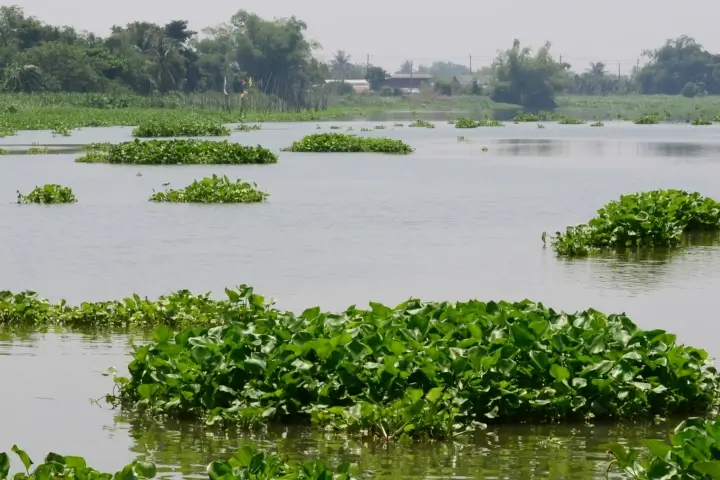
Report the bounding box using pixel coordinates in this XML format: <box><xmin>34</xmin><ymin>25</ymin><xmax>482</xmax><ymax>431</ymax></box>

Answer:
<box><xmin>0</xmin><ymin>288</ymin><xmax>268</xmax><ymax>330</ymax></box>
<box><xmin>549</xmin><ymin>190</ymin><xmax>720</xmax><ymax>256</ymax></box>
<box><xmin>691</xmin><ymin>117</ymin><xmax>713</xmax><ymax>126</ymax></box>
<box><xmin>0</xmin><ymin>444</ymin><xmax>355</xmax><ymax>480</ymax></box>
<box><xmin>0</xmin><ymin>445</ymin><xmax>157</xmax><ymax>480</ymax></box>
<box><xmin>17</xmin><ymin>184</ymin><xmax>76</xmax><ymax>204</ymax></box>
<box><xmin>513</xmin><ymin>113</ymin><xmax>541</xmax><ymax>122</ymax></box>
<box><xmin>634</xmin><ymin>115</ymin><xmax>661</xmax><ymax>125</ymax></box>
<box><xmin>132</xmin><ymin>119</ymin><xmax>231</xmax><ymax>137</ymax></box>
<box><xmin>608</xmin><ymin>417</ymin><xmax>720</xmax><ymax>479</ymax></box>
<box><xmin>454</xmin><ymin>117</ymin><xmax>503</xmax><ymax>128</ymax></box>
<box><xmin>0</xmin><ymin>7</ymin><xmax>328</xmax><ymax>109</ymax></box>
<box><xmin>408</xmin><ymin>119</ymin><xmax>435</xmax><ymax>128</ymax></box>
<box><xmin>557</xmin><ymin>117</ymin><xmax>585</xmax><ymax>125</ymax></box>
<box><xmin>282</xmin><ymin>133</ymin><xmax>413</xmax><ymax>154</ymax></box>
<box><xmin>490</xmin><ymin>40</ymin><xmax>568</xmax><ymax>110</ymax></box>
<box><xmin>106</xmin><ymin>286</ymin><xmax>719</xmax><ymax>440</ymax></box>
<box><xmin>149</xmin><ymin>175</ymin><xmax>269</xmax><ymax>204</ymax></box>
<box><xmin>74</xmin><ymin>139</ymin><xmax>278</xmax><ymax>165</ymax></box>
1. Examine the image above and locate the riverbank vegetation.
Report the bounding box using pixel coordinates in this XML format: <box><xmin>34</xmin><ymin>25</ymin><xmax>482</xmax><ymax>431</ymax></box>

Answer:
<box><xmin>1</xmin><ymin>5</ymin><xmax>720</xmax><ymax>125</ymax></box>
<box><xmin>282</xmin><ymin>133</ymin><xmax>413</xmax><ymax>154</ymax></box>
<box><xmin>548</xmin><ymin>190</ymin><xmax>720</xmax><ymax>256</ymax></box>
<box><xmin>149</xmin><ymin>175</ymin><xmax>269</xmax><ymax>203</ymax></box>
<box><xmin>132</xmin><ymin>119</ymin><xmax>231</xmax><ymax>137</ymax></box>
<box><xmin>74</xmin><ymin>139</ymin><xmax>278</xmax><ymax>165</ymax></box>
<box><xmin>17</xmin><ymin>184</ymin><xmax>76</xmax><ymax>204</ymax></box>
<box><xmin>98</xmin><ymin>286</ymin><xmax>720</xmax><ymax>441</ymax></box>
<box><xmin>608</xmin><ymin>417</ymin><xmax>720</xmax><ymax>479</ymax></box>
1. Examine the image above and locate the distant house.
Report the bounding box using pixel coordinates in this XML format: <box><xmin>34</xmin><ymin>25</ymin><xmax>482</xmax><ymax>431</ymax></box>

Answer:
<box><xmin>382</xmin><ymin>73</ymin><xmax>432</xmax><ymax>90</ymax></box>
<box><xmin>324</xmin><ymin>79</ymin><xmax>370</xmax><ymax>93</ymax></box>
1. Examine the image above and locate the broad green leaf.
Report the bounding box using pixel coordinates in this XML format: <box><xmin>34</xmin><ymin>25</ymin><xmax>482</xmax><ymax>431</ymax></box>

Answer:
<box><xmin>11</xmin><ymin>447</ymin><xmax>32</xmax><ymax>473</ymax></box>
<box><xmin>153</xmin><ymin>325</ymin><xmax>173</xmax><ymax>343</ymax></box>
<box><xmin>550</xmin><ymin>364</ymin><xmax>570</xmax><ymax>382</ymax></box>
<box><xmin>694</xmin><ymin>461</ymin><xmax>720</xmax><ymax>478</ymax></box>
<box><xmin>0</xmin><ymin>453</ymin><xmax>9</xmax><ymax>480</ymax></box>
<box><xmin>134</xmin><ymin>461</ymin><xmax>157</xmax><ymax>478</ymax></box>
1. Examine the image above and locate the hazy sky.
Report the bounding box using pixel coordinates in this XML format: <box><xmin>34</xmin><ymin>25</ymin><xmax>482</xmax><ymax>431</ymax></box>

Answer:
<box><xmin>16</xmin><ymin>0</ymin><xmax>720</xmax><ymax>74</ymax></box>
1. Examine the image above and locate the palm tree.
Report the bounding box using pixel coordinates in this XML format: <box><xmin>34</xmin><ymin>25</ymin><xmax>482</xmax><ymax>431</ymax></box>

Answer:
<box><xmin>331</xmin><ymin>50</ymin><xmax>351</xmax><ymax>81</ymax></box>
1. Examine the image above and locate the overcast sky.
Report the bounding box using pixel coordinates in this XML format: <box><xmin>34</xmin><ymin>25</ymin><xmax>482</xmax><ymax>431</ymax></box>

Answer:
<box><xmin>15</xmin><ymin>0</ymin><xmax>720</xmax><ymax>74</ymax></box>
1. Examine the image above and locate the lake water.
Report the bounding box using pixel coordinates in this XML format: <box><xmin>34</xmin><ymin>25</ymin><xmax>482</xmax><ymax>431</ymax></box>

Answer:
<box><xmin>2</xmin><ymin>120</ymin><xmax>720</xmax><ymax>478</ymax></box>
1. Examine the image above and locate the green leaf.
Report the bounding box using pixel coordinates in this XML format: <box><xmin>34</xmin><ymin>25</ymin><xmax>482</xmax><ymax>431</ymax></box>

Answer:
<box><xmin>134</xmin><ymin>461</ymin><xmax>157</xmax><ymax>478</ymax></box>
<box><xmin>426</xmin><ymin>387</ymin><xmax>443</xmax><ymax>404</ymax></box>
<box><xmin>0</xmin><ymin>453</ymin><xmax>10</xmax><ymax>480</ymax></box>
<box><xmin>64</xmin><ymin>456</ymin><xmax>87</xmax><ymax>469</ymax></box>
<box><xmin>11</xmin><ymin>447</ymin><xmax>32</xmax><ymax>473</ymax></box>
<box><xmin>643</xmin><ymin>439</ymin><xmax>671</xmax><ymax>459</ymax></box>
<box><xmin>207</xmin><ymin>461</ymin><xmax>232</xmax><ymax>480</ymax></box>
<box><xmin>510</xmin><ymin>323</ymin><xmax>535</xmax><ymax>348</ymax></box>
<box><xmin>153</xmin><ymin>325</ymin><xmax>173</xmax><ymax>343</ymax></box>
<box><xmin>694</xmin><ymin>461</ymin><xmax>720</xmax><ymax>478</ymax></box>
<box><xmin>550</xmin><ymin>364</ymin><xmax>570</xmax><ymax>382</ymax></box>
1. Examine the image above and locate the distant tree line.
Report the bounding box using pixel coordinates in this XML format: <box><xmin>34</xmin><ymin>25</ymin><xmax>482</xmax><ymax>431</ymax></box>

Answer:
<box><xmin>0</xmin><ymin>5</ymin><xmax>718</xmax><ymax>111</ymax></box>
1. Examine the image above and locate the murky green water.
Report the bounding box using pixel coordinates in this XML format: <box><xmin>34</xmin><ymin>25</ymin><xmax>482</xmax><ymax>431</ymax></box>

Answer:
<box><xmin>2</xmin><ymin>121</ymin><xmax>720</xmax><ymax>478</ymax></box>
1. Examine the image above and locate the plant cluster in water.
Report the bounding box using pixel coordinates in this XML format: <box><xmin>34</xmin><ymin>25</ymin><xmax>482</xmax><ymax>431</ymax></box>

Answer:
<box><xmin>234</xmin><ymin>124</ymin><xmax>262</xmax><ymax>132</ymax></box>
<box><xmin>547</xmin><ymin>189</ymin><xmax>720</xmax><ymax>256</ymax></box>
<box><xmin>454</xmin><ymin>117</ymin><xmax>503</xmax><ymax>128</ymax></box>
<box><xmin>408</xmin><ymin>119</ymin><xmax>434</xmax><ymax>128</ymax></box>
<box><xmin>513</xmin><ymin>113</ymin><xmax>540</xmax><ymax>122</ymax></box>
<box><xmin>148</xmin><ymin>175</ymin><xmax>269</xmax><ymax>204</ymax></box>
<box><xmin>75</xmin><ymin>139</ymin><xmax>278</xmax><ymax>165</ymax></box>
<box><xmin>0</xmin><ymin>288</ymin><xmax>273</xmax><ymax>330</ymax></box>
<box><xmin>282</xmin><ymin>133</ymin><xmax>413</xmax><ymax>154</ymax></box>
<box><xmin>590</xmin><ymin>121</ymin><xmax>604</xmax><ymax>127</ymax></box>
<box><xmin>557</xmin><ymin>117</ymin><xmax>586</xmax><ymax>125</ymax></box>
<box><xmin>608</xmin><ymin>417</ymin><xmax>720</xmax><ymax>479</ymax></box>
<box><xmin>132</xmin><ymin>119</ymin><xmax>231</xmax><ymax>137</ymax></box>
<box><xmin>17</xmin><ymin>184</ymin><xmax>76</xmax><ymax>204</ymax></box>
<box><xmin>634</xmin><ymin>115</ymin><xmax>661</xmax><ymax>125</ymax></box>
<box><xmin>691</xmin><ymin>117</ymin><xmax>713</xmax><ymax>126</ymax></box>
<box><xmin>0</xmin><ymin>444</ymin><xmax>355</xmax><ymax>480</ymax></box>
<box><xmin>27</xmin><ymin>144</ymin><xmax>49</xmax><ymax>154</ymax></box>
<box><xmin>105</xmin><ymin>285</ymin><xmax>719</xmax><ymax>441</ymax></box>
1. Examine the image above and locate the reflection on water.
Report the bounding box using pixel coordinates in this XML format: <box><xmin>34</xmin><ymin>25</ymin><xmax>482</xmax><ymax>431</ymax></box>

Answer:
<box><xmin>117</xmin><ymin>414</ymin><xmax>667</xmax><ymax>480</ymax></box>
<box><xmin>558</xmin><ymin>232</ymin><xmax>720</xmax><ymax>295</ymax></box>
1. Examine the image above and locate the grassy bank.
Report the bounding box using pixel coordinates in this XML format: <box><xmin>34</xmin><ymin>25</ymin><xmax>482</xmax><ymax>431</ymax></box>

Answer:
<box><xmin>1</xmin><ymin>92</ymin><xmax>720</xmax><ymax>131</ymax></box>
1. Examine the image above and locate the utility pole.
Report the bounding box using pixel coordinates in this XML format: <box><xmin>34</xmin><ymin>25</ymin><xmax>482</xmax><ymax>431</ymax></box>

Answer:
<box><xmin>410</xmin><ymin>60</ymin><xmax>413</xmax><ymax>79</ymax></box>
<box><xmin>469</xmin><ymin>54</ymin><xmax>472</xmax><ymax>74</ymax></box>
<box><xmin>618</xmin><ymin>62</ymin><xmax>621</xmax><ymax>79</ymax></box>
<box><xmin>366</xmin><ymin>54</ymin><xmax>370</xmax><ymax>73</ymax></box>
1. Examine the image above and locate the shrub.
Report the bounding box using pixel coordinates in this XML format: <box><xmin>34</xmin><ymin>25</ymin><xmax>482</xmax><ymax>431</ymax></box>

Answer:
<box><xmin>548</xmin><ymin>189</ymin><xmax>720</xmax><ymax>256</ymax></box>
<box><xmin>558</xmin><ymin>117</ymin><xmax>585</xmax><ymax>125</ymax></box>
<box><xmin>132</xmin><ymin>120</ymin><xmax>230</xmax><ymax>137</ymax></box>
<box><xmin>106</xmin><ymin>287</ymin><xmax>720</xmax><ymax>440</ymax></box>
<box><xmin>75</xmin><ymin>139</ymin><xmax>278</xmax><ymax>165</ymax></box>
<box><xmin>691</xmin><ymin>117</ymin><xmax>712</xmax><ymax>125</ymax></box>
<box><xmin>149</xmin><ymin>175</ymin><xmax>269</xmax><ymax>203</ymax></box>
<box><xmin>17</xmin><ymin>184</ymin><xmax>76</xmax><ymax>204</ymax></box>
<box><xmin>282</xmin><ymin>133</ymin><xmax>413</xmax><ymax>154</ymax></box>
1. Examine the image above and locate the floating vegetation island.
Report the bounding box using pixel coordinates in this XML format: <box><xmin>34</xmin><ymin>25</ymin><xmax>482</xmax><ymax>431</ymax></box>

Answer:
<box><xmin>75</xmin><ymin>139</ymin><xmax>278</xmax><ymax>165</ymax></box>
<box><xmin>17</xmin><ymin>184</ymin><xmax>77</xmax><ymax>204</ymax></box>
<box><xmin>149</xmin><ymin>175</ymin><xmax>269</xmax><ymax>204</ymax></box>
<box><xmin>408</xmin><ymin>119</ymin><xmax>435</xmax><ymax>128</ymax></box>
<box><xmin>58</xmin><ymin>285</ymin><xmax>720</xmax><ymax>441</ymax></box>
<box><xmin>132</xmin><ymin>119</ymin><xmax>231</xmax><ymax>137</ymax></box>
<box><xmin>454</xmin><ymin>117</ymin><xmax>503</xmax><ymax>128</ymax></box>
<box><xmin>282</xmin><ymin>133</ymin><xmax>413</xmax><ymax>154</ymax></box>
<box><xmin>548</xmin><ymin>189</ymin><xmax>720</xmax><ymax>256</ymax></box>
